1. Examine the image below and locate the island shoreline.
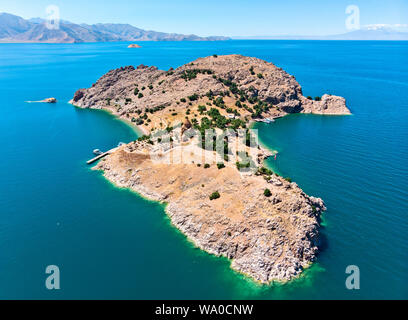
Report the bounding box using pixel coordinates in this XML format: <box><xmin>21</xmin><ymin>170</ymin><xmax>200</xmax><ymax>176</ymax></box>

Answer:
<box><xmin>69</xmin><ymin>54</ymin><xmax>350</xmax><ymax>283</ymax></box>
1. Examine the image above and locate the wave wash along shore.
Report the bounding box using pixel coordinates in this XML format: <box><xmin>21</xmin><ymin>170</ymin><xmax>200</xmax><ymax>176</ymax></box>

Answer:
<box><xmin>70</xmin><ymin>55</ymin><xmax>350</xmax><ymax>283</ymax></box>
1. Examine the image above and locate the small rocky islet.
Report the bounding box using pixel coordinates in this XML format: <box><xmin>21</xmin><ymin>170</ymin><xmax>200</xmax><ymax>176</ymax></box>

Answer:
<box><xmin>70</xmin><ymin>54</ymin><xmax>350</xmax><ymax>283</ymax></box>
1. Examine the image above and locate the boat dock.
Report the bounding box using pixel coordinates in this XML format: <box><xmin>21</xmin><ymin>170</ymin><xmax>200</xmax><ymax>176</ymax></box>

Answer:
<box><xmin>86</xmin><ymin>147</ymin><xmax>118</xmax><ymax>164</ymax></box>
<box><xmin>254</xmin><ymin>118</ymin><xmax>275</xmax><ymax>124</ymax></box>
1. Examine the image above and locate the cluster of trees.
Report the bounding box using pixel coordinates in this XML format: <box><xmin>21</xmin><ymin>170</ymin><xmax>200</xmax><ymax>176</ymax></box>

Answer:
<box><xmin>137</xmin><ymin>134</ymin><xmax>153</xmax><ymax>145</ymax></box>
<box><xmin>236</xmin><ymin>161</ymin><xmax>250</xmax><ymax>170</ymax></box>
<box><xmin>307</xmin><ymin>96</ymin><xmax>322</xmax><ymax>101</ymax></box>
<box><xmin>145</xmin><ymin>105</ymin><xmax>166</xmax><ymax>113</ymax></box>
<box><xmin>181</xmin><ymin>69</ymin><xmax>214</xmax><ymax>81</ymax></box>
<box><xmin>251</xmin><ymin>100</ymin><xmax>273</xmax><ymax>118</ymax></box>
<box><xmin>198</xmin><ymin>105</ymin><xmax>207</xmax><ymax>114</ymax></box>
<box><xmin>213</xmin><ymin>97</ymin><xmax>226</xmax><ymax>109</ymax></box>
<box><xmin>218</xmin><ymin>77</ymin><xmax>240</xmax><ymax>95</ymax></box>
<box><xmin>258</xmin><ymin>166</ymin><xmax>273</xmax><ymax>176</ymax></box>
<box><xmin>188</xmin><ymin>94</ymin><xmax>199</xmax><ymax>101</ymax></box>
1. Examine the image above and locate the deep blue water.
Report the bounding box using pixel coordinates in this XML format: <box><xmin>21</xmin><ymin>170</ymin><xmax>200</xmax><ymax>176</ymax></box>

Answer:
<box><xmin>0</xmin><ymin>41</ymin><xmax>407</xmax><ymax>299</ymax></box>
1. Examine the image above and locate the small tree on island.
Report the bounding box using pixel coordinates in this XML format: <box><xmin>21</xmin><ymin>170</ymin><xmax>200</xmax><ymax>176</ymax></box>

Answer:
<box><xmin>209</xmin><ymin>191</ymin><xmax>220</xmax><ymax>200</ymax></box>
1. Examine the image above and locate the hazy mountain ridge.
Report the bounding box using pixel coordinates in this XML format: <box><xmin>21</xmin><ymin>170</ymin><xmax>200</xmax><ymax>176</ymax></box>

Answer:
<box><xmin>233</xmin><ymin>26</ymin><xmax>408</xmax><ymax>40</ymax></box>
<box><xmin>0</xmin><ymin>13</ymin><xmax>229</xmax><ymax>43</ymax></box>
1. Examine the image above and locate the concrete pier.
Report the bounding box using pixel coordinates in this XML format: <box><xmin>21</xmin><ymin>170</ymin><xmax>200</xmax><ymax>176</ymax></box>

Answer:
<box><xmin>87</xmin><ymin>147</ymin><xmax>118</xmax><ymax>165</ymax></box>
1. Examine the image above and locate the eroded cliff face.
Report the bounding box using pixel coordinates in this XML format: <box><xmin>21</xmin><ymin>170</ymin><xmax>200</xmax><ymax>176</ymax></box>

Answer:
<box><xmin>70</xmin><ymin>55</ymin><xmax>348</xmax><ymax>283</ymax></box>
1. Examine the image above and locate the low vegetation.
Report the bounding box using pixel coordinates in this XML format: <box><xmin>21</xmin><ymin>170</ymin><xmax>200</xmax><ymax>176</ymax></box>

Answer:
<box><xmin>209</xmin><ymin>191</ymin><xmax>220</xmax><ymax>200</ymax></box>
<box><xmin>181</xmin><ymin>69</ymin><xmax>214</xmax><ymax>81</ymax></box>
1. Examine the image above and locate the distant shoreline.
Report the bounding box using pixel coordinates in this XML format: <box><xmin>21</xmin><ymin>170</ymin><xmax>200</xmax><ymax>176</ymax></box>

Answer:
<box><xmin>1</xmin><ymin>39</ymin><xmax>407</xmax><ymax>44</ymax></box>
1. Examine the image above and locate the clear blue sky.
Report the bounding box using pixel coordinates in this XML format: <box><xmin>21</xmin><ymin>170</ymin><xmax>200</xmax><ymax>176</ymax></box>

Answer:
<box><xmin>1</xmin><ymin>0</ymin><xmax>407</xmax><ymax>36</ymax></box>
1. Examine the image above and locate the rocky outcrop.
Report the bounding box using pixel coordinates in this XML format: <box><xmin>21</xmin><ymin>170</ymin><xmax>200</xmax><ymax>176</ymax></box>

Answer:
<box><xmin>42</xmin><ymin>97</ymin><xmax>57</xmax><ymax>103</ymax></box>
<box><xmin>128</xmin><ymin>44</ymin><xmax>141</xmax><ymax>48</ymax></box>
<box><xmin>301</xmin><ymin>94</ymin><xmax>351</xmax><ymax>115</ymax></box>
<box><xmin>25</xmin><ymin>97</ymin><xmax>57</xmax><ymax>103</ymax></box>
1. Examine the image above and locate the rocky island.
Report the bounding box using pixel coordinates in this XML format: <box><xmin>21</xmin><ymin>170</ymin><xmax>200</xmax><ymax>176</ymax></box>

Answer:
<box><xmin>25</xmin><ymin>97</ymin><xmax>57</xmax><ymax>103</ymax></box>
<box><xmin>70</xmin><ymin>55</ymin><xmax>350</xmax><ymax>283</ymax></box>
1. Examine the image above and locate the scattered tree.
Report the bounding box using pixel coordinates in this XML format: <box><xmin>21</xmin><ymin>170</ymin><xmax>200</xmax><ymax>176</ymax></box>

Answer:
<box><xmin>209</xmin><ymin>191</ymin><xmax>220</xmax><ymax>200</ymax></box>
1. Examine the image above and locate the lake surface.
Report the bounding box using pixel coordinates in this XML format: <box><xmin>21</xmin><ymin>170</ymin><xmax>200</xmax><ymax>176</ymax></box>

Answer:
<box><xmin>0</xmin><ymin>41</ymin><xmax>407</xmax><ymax>299</ymax></box>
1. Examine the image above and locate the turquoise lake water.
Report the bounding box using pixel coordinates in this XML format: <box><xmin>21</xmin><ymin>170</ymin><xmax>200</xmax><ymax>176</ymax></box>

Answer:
<box><xmin>0</xmin><ymin>41</ymin><xmax>407</xmax><ymax>299</ymax></box>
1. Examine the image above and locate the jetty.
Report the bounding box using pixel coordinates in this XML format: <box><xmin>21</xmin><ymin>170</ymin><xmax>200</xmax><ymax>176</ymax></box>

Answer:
<box><xmin>254</xmin><ymin>118</ymin><xmax>275</xmax><ymax>124</ymax></box>
<box><xmin>87</xmin><ymin>147</ymin><xmax>118</xmax><ymax>164</ymax></box>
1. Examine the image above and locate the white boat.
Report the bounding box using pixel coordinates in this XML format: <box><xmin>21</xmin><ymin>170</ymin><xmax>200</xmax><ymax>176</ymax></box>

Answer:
<box><xmin>93</xmin><ymin>149</ymin><xmax>103</xmax><ymax>155</ymax></box>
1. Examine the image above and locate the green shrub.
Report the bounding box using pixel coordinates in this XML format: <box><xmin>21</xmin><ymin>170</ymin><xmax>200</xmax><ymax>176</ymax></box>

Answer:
<box><xmin>258</xmin><ymin>167</ymin><xmax>273</xmax><ymax>176</ymax></box>
<box><xmin>138</xmin><ymin>93</ymin><xmax>143</xmax><ymax>99</ymax></box>
<box><xmin>284</xmin><ymin>177</ymin><xmax>292</xmax><ymax>183</ymax></box>
<box><xmin>257</xmin><ymin>73</ymin><xmax>264</xmax><ymax>79</ymax></box>
<box><xmin>181</xmin><ymin>69</ymin><xmax>214</xmax><ymax>81</ymax></box>
<box><xmin>198</xmin><ymin>105</ymin><xmax>207</xmax><ymax>114</ymax></box>
<box><xmin>209</xmin><ymin>191</ymin><xmax>220</xmax><ymax>200</ymax></box>
<box><xmin>217</xmin><ymin>163</ymin><xmax>225</xmax><ymax>169</ymax></box>
<box><xmin>264</xmin><ymin>189</ymin><xmax>272</xmax><ymax>197</ymax></box>
<box><xmin>236</xmin><ymin>161</ymin><xmax>250</xmax><ymax>170</ymax></box>
<box><xmin>204</xmin><ymin>163</ymin><xmax>210</xmax><ymax>169</ymax></box>
<box><xmin>314</xmin><ymin>96</ymin><xmax>321</xmax><ymax>101</ymax></box>
<box><xmin>188</xmin><ymin>93</ymin><xmax>199</xmax><ymax>101</ymax></box>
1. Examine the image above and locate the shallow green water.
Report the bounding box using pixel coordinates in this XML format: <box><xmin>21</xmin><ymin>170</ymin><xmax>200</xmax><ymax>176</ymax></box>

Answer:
<box><xmin>0</xmin><ymin>41</ymin><xmax>407</xmax><ymax>299</ymax></box>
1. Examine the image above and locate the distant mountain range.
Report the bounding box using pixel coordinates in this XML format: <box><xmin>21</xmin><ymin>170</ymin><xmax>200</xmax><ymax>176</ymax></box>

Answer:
<box><xmin>0</xmin><ymin>13</ymin><xmax>229</xmax><ymax>43</ymax></box>
<box><xmin>1</xmin><ymin>12</ymin><xmax>406</xmax><ymax>43</ymax></box>
<box><xmin>233</xmin><ymin>26</ymin><xmax>408</xmax><ymax>40</ymax></box>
